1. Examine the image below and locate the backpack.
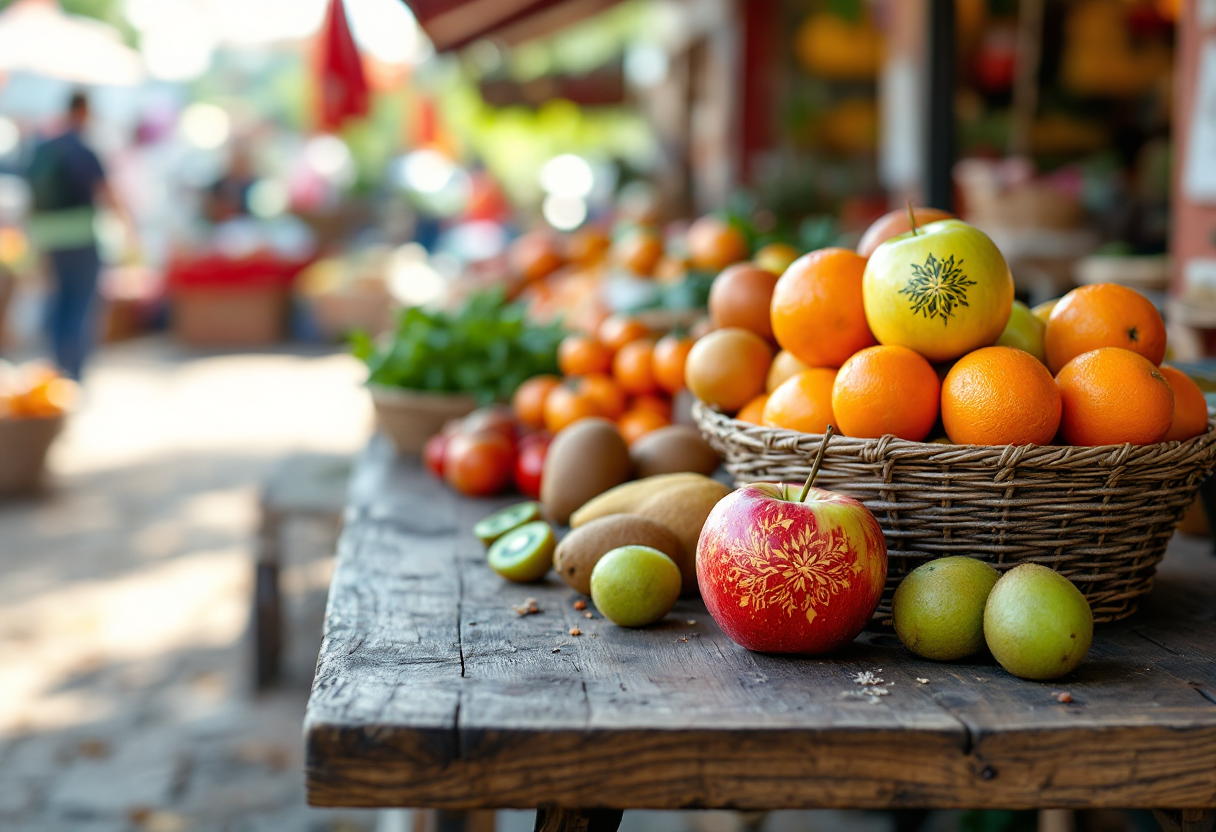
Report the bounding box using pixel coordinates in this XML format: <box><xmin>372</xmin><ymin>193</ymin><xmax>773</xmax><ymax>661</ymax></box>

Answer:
<box><xmin>26</xmin><ymin>139</ymin><xmax>70</xmax><ymax>212</ymax></box>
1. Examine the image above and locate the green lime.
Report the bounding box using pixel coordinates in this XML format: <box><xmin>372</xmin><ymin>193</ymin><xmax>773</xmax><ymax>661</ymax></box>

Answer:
<box><xmin>589</xmin><ymin>545</ymin><xmax>681</xmax><ymax>628</ymax></box>
<box><xmin>892</xmin><ymin>556</ymin><xmax>1000</xmax><ymax>661</ymax></box>
<box><xmin>984</xmin><ymin>563</ymin><xmax>1093</xmax><ymax>680</ymax></box>
<box><xmin>474</xmin><ymin>502</ymin><xmax>542</xmax><ymax>547</ymax></box>
<box><xmin>487</xmin><ymin>521</ymin><xmax>555</xmax><ymax>583</ymax></box>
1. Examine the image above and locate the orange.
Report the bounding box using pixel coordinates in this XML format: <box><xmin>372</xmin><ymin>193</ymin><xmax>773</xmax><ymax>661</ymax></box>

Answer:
<box><xmin>577</xmin><ymin>373</ymin><xmax>627</xmax><ymax>420</ymax></box>
<box><xmin>652</xmin><ymin>335</ymin><xmax>693</xmax><ymax>394</ymax></box>
<box><xmin>856</xmin><ymin>207</ymin><xmax>954</xmax><ymax>259</ymax></box>
<box><xmin>558</xmin><ymin>335</ymin><xmax>612</xmax><ymax>376</ymax></box>
<box><xmin>512</xmin><ymin>375</ymin><xmax>561</xmax><ymax>430</ymax></box>
<box><xmin>736</xmin><ymin>394</ymin><xmax>769</xmax><ymax>424</ymax></box>
<box><xmin>770</xmin><ymin>248</ymin><xmax>876</xmax><ymax>368</ymax></box>
<box><xmin>613</xmin><ymin>228</ymin><xmax>664</xmax><ymax>276</ymax></box>
<box><xmin>940</xmin><ymin>347</ymin><xmax>1061</xmax><ymax>445</ymax></box>
<box><xmin>832</xmin><ymin>345</ymin><xmax>940</xmax><ymax>441</ymax></box>
<box><xmin>1045</xmin><ymin>283</ymin><xmax>1166</xmax><ymax>374</ymax></box>
<box><xmin>613</xmin><ymin>339</ymin><xmax>658</xmax><ymax>395</ymax></box>
<box><xmin>566</xmin><ymin>227</ymin><xmax>611</xmax><ymax>265</ymax></box>
<box><xmin>766</xmin><ymin>350</ymin><xmax>810</xmax><ymax>393</ymax></box>
<box><xmin>629</xmin><ymin>394</ymin><xmax>673</xmax><ymax>421</ymax></box>
<box><xmin>687</xmin><ymin>216</ymin><xmax>749</xmax><ymax>271</ymax></box>
<box><xmin>1056</xmin><ymin>347</ymin><xmax>1174</xmax><ymax>446</ymax></box>
<box><xmin>598</xmin><ymin>316</ymin><xmax>650</xmax><ymax>352</ymax></box>
<box><xmin>543</xmin><ymin>385</ymin><xmax>600</xmax><ymax>433</ymax></box>
<box><xmin>708</xmin><ymin>263</ymin><xmax>778</xmax><ymax>340</ymax></box>
<box><xmin>762</xmin><ymin>368</ymin><xmax>838</xmax><ymax>434</ymax></box>
<box><xmin>618</xmin><ymin>408</ymin><xmax>670</xmax><ymax>446</ymax></box>
<box><xmin>685</xmin><ymin>328</ymin><xmax>772</xmax><ymax>411</ymax></box>
<box><xmin>1159</xmin><ymin>366</ymin><xmax>1209</xmax><ymax>442</ymax></box>
<box><xmin>510</xmin><ymin>231</ymin><xmax>564</xmax><ymax>283</ymax></box>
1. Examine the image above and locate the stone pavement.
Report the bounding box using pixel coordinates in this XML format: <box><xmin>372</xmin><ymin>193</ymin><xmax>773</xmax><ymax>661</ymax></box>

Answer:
<box><xmin>0</xmin><ymin>337</ymin><xmax>378</xmax><ymax>832</ymax></box>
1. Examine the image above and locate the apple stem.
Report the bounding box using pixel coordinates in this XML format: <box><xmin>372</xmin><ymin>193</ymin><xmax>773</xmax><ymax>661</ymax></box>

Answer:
<box><xmin>906</xmin><ymin>200</ymin><xmax>920</xmax><ymax>236</ymax></box>
<box><xmin>798</xmin><ymin>425</ymin><xmax>835</xmax><ymax>503</ymax></box>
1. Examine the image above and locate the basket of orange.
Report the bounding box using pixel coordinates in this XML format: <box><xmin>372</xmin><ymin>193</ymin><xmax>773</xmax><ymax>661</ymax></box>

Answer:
<box><xmin>0</xmin><ymin>361</ymin><xmax>77</xmax><ymax>496</ymax></box>
<box><xmin>690</xmin><ymin>208</ymin><xmax>1216</xmax><ymax>623</ymax></box>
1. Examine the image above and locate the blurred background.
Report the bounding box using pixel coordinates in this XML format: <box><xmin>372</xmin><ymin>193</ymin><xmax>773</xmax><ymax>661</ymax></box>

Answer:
<box><xmin>0</xmin><ymin>0</ymin><xmax>1206</xmax><ymax>830</ymax></box>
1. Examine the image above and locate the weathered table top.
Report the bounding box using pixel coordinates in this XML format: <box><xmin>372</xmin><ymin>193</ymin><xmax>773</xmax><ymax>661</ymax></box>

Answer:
<box><xmin>305</xmin><ymin>437</ymin><xmax>1216</xmax><ymax>812</ymax></box>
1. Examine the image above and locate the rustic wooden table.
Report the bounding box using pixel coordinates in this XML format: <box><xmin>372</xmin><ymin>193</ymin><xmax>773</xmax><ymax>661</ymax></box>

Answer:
<box><xmin>306</xmin><ymin>438</ymin><xmax>1216</xmax><ymax>832</ymax></box>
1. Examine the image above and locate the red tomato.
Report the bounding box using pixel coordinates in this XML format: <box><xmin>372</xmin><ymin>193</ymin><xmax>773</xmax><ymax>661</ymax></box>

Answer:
<box><xmin>461</xmin><ymin>404</ymin><xmax>519</xmax><ymax>446</ymax></box>
<box><xmin>423</xmin><ymin>432</ymin><xmax>449</xmax><ymax>478</ymax></box>
<box><xmin>514</xmin><ymin>434</ymin><xmax>550</xmax><ymax>498</ymax></box>
<box><xmin>444</xmin><ymin>431</ymin><xmax>516</xmax><ymax>497</ymax></box>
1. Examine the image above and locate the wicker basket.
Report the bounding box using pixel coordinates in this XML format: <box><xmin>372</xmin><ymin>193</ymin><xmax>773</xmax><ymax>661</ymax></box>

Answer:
<box><xmin>694</xmin><ymin>402</ymin><xmax>1216</xmax><ymax>622</ymax></box>
<box><xmin>370</xmin><ymin>386</ymin><xmax>477</xmax><ymax>454</ymax></box>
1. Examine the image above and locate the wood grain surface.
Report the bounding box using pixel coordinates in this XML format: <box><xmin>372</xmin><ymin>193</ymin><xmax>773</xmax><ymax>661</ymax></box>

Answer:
<box><xmin>306</xmin><ymin>438</ymin><xmax>1216</xmax><ymax>811</ymax></box>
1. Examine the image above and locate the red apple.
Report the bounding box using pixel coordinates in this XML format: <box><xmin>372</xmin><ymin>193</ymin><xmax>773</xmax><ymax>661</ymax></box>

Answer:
<box><xmin>697</xmin><ymin>480</ymin><xmax>887</xmax><ymax>654</ymax></box>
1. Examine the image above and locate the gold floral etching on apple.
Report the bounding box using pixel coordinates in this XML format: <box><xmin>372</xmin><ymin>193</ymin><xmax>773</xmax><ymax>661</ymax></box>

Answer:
<box><xmin>901</xmin><ymin>253</ymin><xmax>977</xmax><ymax>325</ymax></box>
<box><xmin>724</xmin><ymin>508</ymin><xmax>863</xmax><ymax>625</ymax></box>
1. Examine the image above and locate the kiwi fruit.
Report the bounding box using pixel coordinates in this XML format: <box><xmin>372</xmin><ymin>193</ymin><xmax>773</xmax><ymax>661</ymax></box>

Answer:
<box><xmin>541</xmin><ymin>418</ymin><xmax>632</xmax><ymax>525</ymax></box>
<box><xmin>629</xmin><ymin>425</ymin><xmax>720</xmax><ymax>479</ymax></box>
<box><xmin>570</xmin><ymin>472</ymin><xmax>708</xmax><ymax>528</ymax></box>
<box><xmin>554</xmin><ymin>514</ymin><xmax>684</xmax><ymax>595</ymax></box>
<box><xmin>473</xmin><ymin>502</ymin><xmax>542</xmax><ymax>547</ymax></box>
<box><xmin>487</xmin><ymin>521</ymin><xmax>556</xmax><ymax>583</ymax></box>
<box><xmin>633</xmin><ymin>478</ymin><xmax>732</xmax><ymax>595</ymax></box>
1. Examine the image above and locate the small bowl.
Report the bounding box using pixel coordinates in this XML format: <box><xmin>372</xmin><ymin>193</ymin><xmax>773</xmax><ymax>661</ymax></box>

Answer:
<box><xmin>369</xmin><ymin>385</ymin><xmax>477</xmax><ymax>454</ymax></box>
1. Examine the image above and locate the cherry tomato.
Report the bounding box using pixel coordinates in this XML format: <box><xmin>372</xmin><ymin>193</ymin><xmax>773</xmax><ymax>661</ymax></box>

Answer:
<box><xmin>423</xmin><ymin>432</ymin><xmax>449</xmax><ymax>478</ymax></box>
<box><xmin>444</xmin><ymin>431</ymin><xmax>516</xmax><ymax>497</ymax></box>
<box><xmin>514</xmin><ymin>434</ymin><xmax>550</xmax><ymax>498</ymax></box>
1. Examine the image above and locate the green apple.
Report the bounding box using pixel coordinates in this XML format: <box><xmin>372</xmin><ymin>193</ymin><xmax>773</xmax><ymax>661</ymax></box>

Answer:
<box><xmin>1031</xmin><ymin>298</ymin><xmax>1060</xmax><ymax>324</ymax></box>
<box><xmin>984</xmin><ymin>563</ymin><xmax>1093</xmax><ymax>680</ymax></box>
<box><xmin>863</xmin><ymin>219</ymin><xmax>1015</xmax><ymax>362</ymax></box>
<box><xmin>590</xmin><ymin>545</ymin><xmax>682</xmax><ymax>627</ymax></box>
<box><xmin>995</xmin><ymin>301</ymin><xmax>1047</xmax><ymax>364</ymax></box>
<box><xmin>892</xmin><ymin>557</ymin><xmax>1000</xmax><ymax>661</ymax></box>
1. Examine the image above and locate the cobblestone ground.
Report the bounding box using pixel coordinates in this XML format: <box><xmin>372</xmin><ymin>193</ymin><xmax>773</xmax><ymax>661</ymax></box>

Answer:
<box><xmin>0</xmin><ymin>337</ymin><xmax>378</xmax><ymax>832</ymax></box>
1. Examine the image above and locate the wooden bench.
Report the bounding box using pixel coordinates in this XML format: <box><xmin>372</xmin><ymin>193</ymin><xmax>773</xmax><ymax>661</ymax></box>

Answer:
<box><xmin>252</xmin><ymin>452</ymin><xmax>349</xmax><ymax>689</ymax></box>
<box><xmin>305</xmin><ymin>438</ymin><xmax>1216</xmax><ymax>831</ymax></box>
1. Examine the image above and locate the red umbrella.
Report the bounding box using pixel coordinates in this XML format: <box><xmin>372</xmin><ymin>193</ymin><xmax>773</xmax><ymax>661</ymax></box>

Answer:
<box><xmin>315</xmin><ymin>0</ymin><xmax>369</xmax><ymax>131</ymax></box>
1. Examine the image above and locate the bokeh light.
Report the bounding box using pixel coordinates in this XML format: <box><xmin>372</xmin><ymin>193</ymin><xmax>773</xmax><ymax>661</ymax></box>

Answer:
<box><xmin>178</xmin><ymin>103</ymin><xmax>231</xmax><ymax>150</ymax></box>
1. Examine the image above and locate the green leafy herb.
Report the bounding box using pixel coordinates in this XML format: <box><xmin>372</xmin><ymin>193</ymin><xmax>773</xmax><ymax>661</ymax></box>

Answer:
<box><xmin>352</xmin><ymin>289</ymin><xmax>566</xmax><ymax>405</ymax></box>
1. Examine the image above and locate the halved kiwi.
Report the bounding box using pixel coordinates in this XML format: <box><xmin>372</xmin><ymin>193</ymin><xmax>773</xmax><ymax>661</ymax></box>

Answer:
<box><xmin>474</xmin><ymin>502</ymin><xmax>542</xmax><ymax>547</ymax></box>
<box><xmin>487</xmin><ymin>521</ymin><xmax>555</xmax><ymax>583</ymax></box>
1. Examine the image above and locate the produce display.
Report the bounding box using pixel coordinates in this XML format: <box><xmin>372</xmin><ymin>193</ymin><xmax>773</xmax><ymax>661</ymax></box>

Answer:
<box><xmin>400</xmin><ymin>206</ymin><xmax>1205</xmax><ymax>684</ymax></box>
<box><xmin>0</xmin><ymin>361</ymin><xmax>77</xmax><ymax>420</ymax></box>
<box><xmin>353</xmin><ymin>290</ymin><xmax>565</xmax><ymax>405</ymax></box>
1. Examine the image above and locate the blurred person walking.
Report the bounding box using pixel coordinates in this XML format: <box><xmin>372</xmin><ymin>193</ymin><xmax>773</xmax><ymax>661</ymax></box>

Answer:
<box><xmin>26</xmin><ymin>90</ymin><xmax>130</xmax><ymax>380</ymax></box>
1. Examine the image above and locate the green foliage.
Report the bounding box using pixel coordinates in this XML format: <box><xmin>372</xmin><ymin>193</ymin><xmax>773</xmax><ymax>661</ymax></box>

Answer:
<box><xmin>799</xmin><ymin>215</ymin><xmax>846</xmax><ymax>251</ymax></box>
<box><xmin>352</xmin><ymin>290</ymin><xmax>566</xmax><ymax>404</ymax></box>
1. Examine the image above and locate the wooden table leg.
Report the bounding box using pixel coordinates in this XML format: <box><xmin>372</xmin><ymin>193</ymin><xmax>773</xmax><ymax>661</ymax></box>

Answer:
<box><xmin>533</xmin><ymin>808</ymin><xmax>624</xmax><ymax>832</ymax></box>
<box><xmin>1153</xmin><ymin>809</ymin><xmax>1215</xmax><ymax>832</ymax></box>
<box><xmin>253</xmin><ymin>509</ymin><xmax>283</xmax><ymax>690</ymax></box>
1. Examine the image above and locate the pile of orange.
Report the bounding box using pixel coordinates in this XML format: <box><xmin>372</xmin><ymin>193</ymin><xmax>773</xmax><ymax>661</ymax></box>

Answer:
<box><xmin>0</xmin><ymin>361</ymin><xmax>77</xmax><ymax>420</ymax></box>
<box><xmin>513</xmin><ymin>315</ymin><xmax>695</xmax><ymax>446</ymax></box>
<box><xmin>691</xmin><ymin>207</ymin><xmax>1209</xmax><ymax>449</ymax></box>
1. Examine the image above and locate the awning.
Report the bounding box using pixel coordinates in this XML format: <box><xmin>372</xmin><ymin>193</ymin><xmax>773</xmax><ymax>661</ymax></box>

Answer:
<box><xmin>403</xmin><ymin>0</ymin><xmax>621</xmax><ymax>52</ymax></box>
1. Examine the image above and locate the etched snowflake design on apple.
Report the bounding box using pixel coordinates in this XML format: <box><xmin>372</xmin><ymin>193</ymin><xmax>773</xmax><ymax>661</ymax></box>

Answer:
<box><xmin>901</xmin><ymin>253</ymin><xmax>977</xmax><ymax>324</ymax></box>
<box><xmin>724</xmin><ymin>508</ymin><xmax>863</xmax><ymax>623</ymax></box>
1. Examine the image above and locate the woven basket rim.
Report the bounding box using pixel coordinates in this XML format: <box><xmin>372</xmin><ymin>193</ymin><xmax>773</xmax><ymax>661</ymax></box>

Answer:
<box><xmin>692</xmin><ymin>400</ymin><xmax>1216</xmax><ymax>470</ymax></box>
